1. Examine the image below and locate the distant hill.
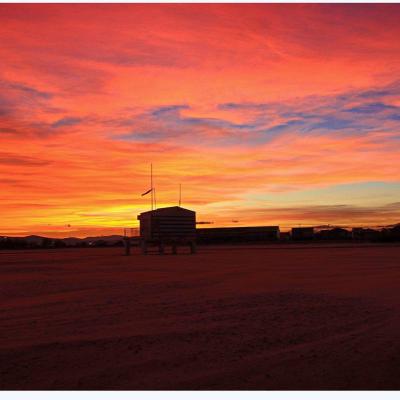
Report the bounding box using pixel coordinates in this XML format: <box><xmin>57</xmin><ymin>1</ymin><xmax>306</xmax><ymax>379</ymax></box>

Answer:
<box><xmin>25</xmin><ymin>235</ymin><xmax>48</xmax><ymax>244</ymax></box>
<box><xmin>62</xmin><ymin>237</ymin><xmax>84</xmax><ymax>246</ymax></box>
<box><xmin>61</xmin><ymin>235</ymin><xmax>126</xmax><ymax>245</ymax></box>
<box><xmin>83</xmin><ymin>235</ymin><xmax>125</xmax><ymax>244</ymax></box>
<box><xmin>0</xmin><ymin>234</ymin><xmax>126</xmax><ymax>248</ymax></box>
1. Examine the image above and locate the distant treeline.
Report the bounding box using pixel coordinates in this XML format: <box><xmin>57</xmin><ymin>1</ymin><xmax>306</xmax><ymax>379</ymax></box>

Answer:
<box><xmin>0</xmin><ymin>237</ymin><xmax>125</xmax><ymax>250</ymax></box>
<box><xmin>1</xmin><ymin>225</ymin><xmax>400</xmax><ymax>249</ymax></box>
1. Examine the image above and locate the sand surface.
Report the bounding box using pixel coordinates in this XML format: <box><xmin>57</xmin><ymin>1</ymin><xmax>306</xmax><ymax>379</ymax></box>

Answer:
<box><xmin>1</xmin><ymin>244</ymin><xmax>400</xmax><ymax>389</ymax></box>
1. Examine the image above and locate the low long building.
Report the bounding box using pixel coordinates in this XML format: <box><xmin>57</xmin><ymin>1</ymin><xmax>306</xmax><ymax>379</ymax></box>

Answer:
<box><xmin>196</xmin><ymin>226</ymin><xmax>280</xmax><ymax>244</ymax></box>
<box><xmin>318</xmin><ymin>227</ymin><xmax>351</xmax><ymax>240</ymax></box>
<box><xmin>291</xmin><ymin>227</ymin><xmax>314</xmax><ymax>240</ymax></box>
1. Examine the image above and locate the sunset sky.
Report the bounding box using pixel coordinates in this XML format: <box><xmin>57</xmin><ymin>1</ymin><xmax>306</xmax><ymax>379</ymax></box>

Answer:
<box><xmin>1</xmin><ymin>3</ymin><xmax>400</xmax><ymax>237</ymax></box>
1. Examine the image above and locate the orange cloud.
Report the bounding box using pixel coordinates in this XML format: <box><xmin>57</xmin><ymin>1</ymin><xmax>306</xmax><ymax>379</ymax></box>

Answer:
<box><xmin>1</xmin><ymin>4</ymin><xmax>400</xmax><ymax>237</ymax></box>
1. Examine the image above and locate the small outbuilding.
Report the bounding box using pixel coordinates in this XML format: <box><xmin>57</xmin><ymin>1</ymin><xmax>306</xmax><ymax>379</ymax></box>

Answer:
<box><xmin>291</xmin><ymin>227</ymin><xmax>314</xmax><ymax>241</ymax></box>
<box><xmin>137</xmin><ymin>206</ymin><xmax>196</xmax><ymax>254</ymax></box>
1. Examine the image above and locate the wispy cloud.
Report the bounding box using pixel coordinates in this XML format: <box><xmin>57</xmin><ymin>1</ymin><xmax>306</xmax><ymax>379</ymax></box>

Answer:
<box><xmin>1</xmin><ymin>4</ymin><xmax>400</xmax><ymax>236</ymax></box>
<box><xmin>0</xmin><ymin>152</ymin><xmax>51</xmax><ymax>166</ymax></box>
<box><xmin>51</xmin><ymin>117</ymin><xmax>84</xmax><ymax>128</ymax></box>
<box><xmin>112</xmin><ymin>80</ymin><xmax>400</xmax><ymax>147</ymax></box>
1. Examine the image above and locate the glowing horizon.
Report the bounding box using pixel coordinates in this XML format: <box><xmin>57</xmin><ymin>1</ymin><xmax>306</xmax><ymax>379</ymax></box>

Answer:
<box><xmin>1</xmin><ymin>4</ymin><xmax>400</xmax><ymax>238</ymax></box>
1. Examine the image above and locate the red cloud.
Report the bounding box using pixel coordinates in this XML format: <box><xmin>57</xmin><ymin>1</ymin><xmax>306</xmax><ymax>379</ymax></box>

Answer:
<box><xmin>1</xmin><ymin>4</ymin><xmax>400</xmax><ymax>236</ymax></box>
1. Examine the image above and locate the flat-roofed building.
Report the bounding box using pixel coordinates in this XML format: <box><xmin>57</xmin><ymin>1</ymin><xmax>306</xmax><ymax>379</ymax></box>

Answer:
<box><xmin>137</xmin><ymin>206</ymin><xmax>196</xmax><ymax>254</ymax></box>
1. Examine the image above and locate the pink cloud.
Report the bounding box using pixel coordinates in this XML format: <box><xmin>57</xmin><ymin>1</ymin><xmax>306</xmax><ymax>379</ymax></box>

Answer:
<box><xmin>1</xmin><ymin>4</ymin><xmax>400</xmax><ymax>236</ymax></box>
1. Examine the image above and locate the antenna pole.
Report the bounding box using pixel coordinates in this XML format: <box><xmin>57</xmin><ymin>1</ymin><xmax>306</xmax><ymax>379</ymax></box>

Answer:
<box><xmin>150</xmin><ymin>163</ymin><xmax>153</xmax><ymax>211</ymax></box>
<box><xmin>179</xmin><ymin>183</ymin><xmax>181</xmax><ymax>207</ymax></box>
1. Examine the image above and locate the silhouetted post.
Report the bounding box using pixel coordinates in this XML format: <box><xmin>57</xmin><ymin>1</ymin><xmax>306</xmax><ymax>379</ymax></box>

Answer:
<box><xmin>190</xmin><ymin>241</ymin><xmax>196</xmax><ymax>254</ymax></box>
<box><xmin>124</xmin><ymin>237</ymin><xmax>131</xmax><ymax>256</ymax></box>
<box><xmin>141</xmin><ymin>240</ymin><xmax>147</xmax><ymax>255</ymax></box>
